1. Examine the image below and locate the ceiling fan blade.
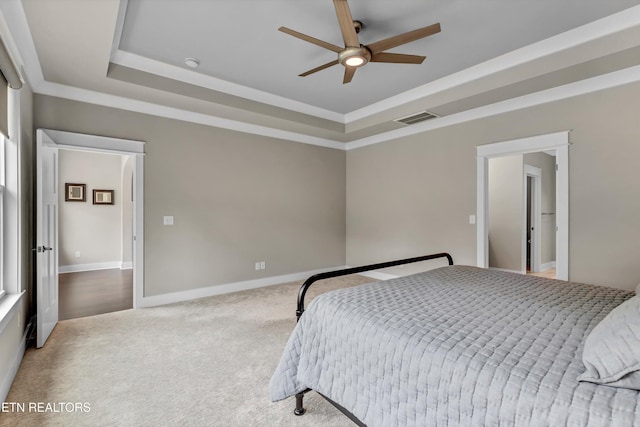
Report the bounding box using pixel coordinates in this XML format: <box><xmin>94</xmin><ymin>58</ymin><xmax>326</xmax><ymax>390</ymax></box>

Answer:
<box><xmin>343</xmin><ymin>66</ymin><xmax>356</xmax><ymax>84</ymax></box>
<box><xmin>278</xmin><ymin>27</ymin><xmax>343</xmax><ymax>53</ymax></box>
<box><xmin>367</xmin><ymin>23</ymin><xmax>441</xmax><ymax>54</ymax></box>
<box><xmin>370</xmin><ymin>52</ymin><xmax>426</xmax><ymax>64</ymax></box>
<box><xmin>299</xmin><ymin>60</ymin><xmax>340</xmax><ymax>77</ymax></box>
<box><xmin>333</xmin><ymin>0</ymin><xmax>360</xmax><ymax>47</ymax></box>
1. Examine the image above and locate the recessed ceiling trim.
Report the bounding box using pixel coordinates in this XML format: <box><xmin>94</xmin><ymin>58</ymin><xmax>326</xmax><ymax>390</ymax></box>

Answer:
<box><xmin>110</xmin><ymin>49</ymin><xmax>346</xmax><ymax>124</ymax></box>
<box><xmin>30</xmin><ymin>63</ymin><xmax>640</xmax><ymax>152</ymax></box>
<box><xmin>36</xmin><ymin>80</ymin><xmax>346</xmax><ymax>150</ymax></box>
<box><xmin>345</xmin><ymin>4</ymin><xmax>640</xmax><ymax>123</ymax></box>
<box><xmin>347</xmin><ymin>64</ymin><xmax>640</xmax><ymax>150</ymax></box>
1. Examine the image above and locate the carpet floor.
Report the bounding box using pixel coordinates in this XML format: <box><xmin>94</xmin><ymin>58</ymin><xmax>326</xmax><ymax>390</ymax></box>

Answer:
<box><xmin>1</xmin><ymin>274</ymin><xmax>373</xmax><ymax>427</ymax></box>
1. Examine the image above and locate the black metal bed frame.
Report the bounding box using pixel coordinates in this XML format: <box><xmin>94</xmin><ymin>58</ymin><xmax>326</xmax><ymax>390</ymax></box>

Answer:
<box><xmin>292</xmin><ymin>252</ymin><xmax>454</xmax><ymax>424</ymax></box>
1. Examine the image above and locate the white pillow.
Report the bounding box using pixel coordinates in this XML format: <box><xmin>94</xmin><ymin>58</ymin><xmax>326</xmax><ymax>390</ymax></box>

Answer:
<box><xmin>578</xmin><ymin>295</ymin><xmax>640</xmax><ymax>390</ymax></box>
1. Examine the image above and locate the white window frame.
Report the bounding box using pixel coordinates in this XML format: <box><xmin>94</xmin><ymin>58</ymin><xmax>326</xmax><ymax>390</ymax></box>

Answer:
<box><xmin>0</xmin><ymin>85</ymin><xmax>22</xmax><ymax>325</ymax></box>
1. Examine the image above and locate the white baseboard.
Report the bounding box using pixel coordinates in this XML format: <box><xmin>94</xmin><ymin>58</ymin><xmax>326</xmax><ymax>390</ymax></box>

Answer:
<box><xmin>0</xmin><ymin>324</ymin><xmax>27</xmax><ymax>403</ymax></box>
<box><xmin>120</xmin><ymin>262</ymin><xmax>133</xmax><ymax>270</ymax></box>
<box><xmin>59</xmin><ymin>261</ymin><xmax>121</xmax><ymax>273</ymax></box>
<box><xmin>540</xmin><ymin>261</ymin><xmax>557</xmax><ymax>272</ymax></box>
<box><xmin>136</xmin><ymin>265</ymin><xmax>349</xmax><ymax>308</ymax></box>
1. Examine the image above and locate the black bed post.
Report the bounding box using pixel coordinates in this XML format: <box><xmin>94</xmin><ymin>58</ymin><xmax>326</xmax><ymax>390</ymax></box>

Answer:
<box><xmin>294</xmin><ymin>389</ymin><xmax>310</xmax><ymax>416</ymax></box>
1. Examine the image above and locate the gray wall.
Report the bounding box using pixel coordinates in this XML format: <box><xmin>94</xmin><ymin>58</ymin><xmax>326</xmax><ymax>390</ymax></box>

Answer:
<box><xmin>58</xmin><ymin>150</ymin><xmax>123</xmax><ymax>268</ymax></box>
<box><xmin>32</xmin><ymin>83</ymin><xmax>640</xmax><ymax>294</ymax></box>
<box><xmin>35</xmin><ymin>95</ymin><xmax>346</xmax><ymax>297</ymax></box>
<box><xmin>346</xmin><ymin>130</ymin><xmax>476</xmax><ymax>276</ymax></box>
<box><xmin>488</xmin><ymin>155</ymin><xmax>523</xmax><ymax>271</ymax></box>
<box><xmin>347</xmin><ymin>82</ymin><xmax>640</xmax><ymax>291</ymax></box>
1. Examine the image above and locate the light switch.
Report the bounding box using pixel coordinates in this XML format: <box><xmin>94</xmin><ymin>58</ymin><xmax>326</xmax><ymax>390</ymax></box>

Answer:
<box><xmin>163</xmin><ymin>216</ymin><xmax>174</xmax><ymax>225</ymax></box>
<box><xmin>469</xmin><ymin>215</ymin><xmax>476</xmax><ymax>225</ymax></box>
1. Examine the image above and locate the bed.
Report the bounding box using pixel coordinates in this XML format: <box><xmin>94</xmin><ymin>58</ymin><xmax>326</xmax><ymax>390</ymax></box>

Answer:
<box><xmin>270</xmin><ymin>253</ymin><xmax>640</xmax><ymax>426</ymax></box>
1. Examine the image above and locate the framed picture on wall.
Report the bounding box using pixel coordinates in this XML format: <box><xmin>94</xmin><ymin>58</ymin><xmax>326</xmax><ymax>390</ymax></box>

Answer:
<box><xmin>93</xmin><ymin>189</ymin><xmax>114</xmax><ymax>205</ymax></box>
<box><xmin>65</xmin><ymin>183</ymin><xmax>86</xmax><ymax>202</ymax></box>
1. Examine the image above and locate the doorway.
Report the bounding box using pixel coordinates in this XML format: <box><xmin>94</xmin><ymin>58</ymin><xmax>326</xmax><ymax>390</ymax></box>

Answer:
<box><xmin>36</xmin><ymin>129</ymin><xmax>144</xmax><ymax>347</ymax></box>
<box><xmin>57</xmin><ymin>149</ymin><xmax>134</xmax><ymax>319</ymax></box>
<box><xmin>477</xmin><ymin>131</ymin><xmax>568</xmax><ymax>280</ymax></box>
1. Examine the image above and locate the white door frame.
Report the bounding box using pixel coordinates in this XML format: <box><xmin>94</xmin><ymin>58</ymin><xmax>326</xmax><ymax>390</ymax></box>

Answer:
<box><xmin>524</xmin><ymin>165</ymin><xmax>542</xmax><ymax>273</ymax></box>
<box><xmin>477</xmin><ymin>131</ymin><xmax>569</xmax><ymax>280</ymax></box>
<box><xmin>37</xmin><ymin>129</ymin><xmax>145</xmax><ymax>308</ymax></box>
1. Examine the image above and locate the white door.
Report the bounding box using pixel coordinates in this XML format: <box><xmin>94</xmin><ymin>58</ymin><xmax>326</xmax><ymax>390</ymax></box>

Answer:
<box><xmin>36</xmin><ymin>134</ymin><xmax>59</xmax><ymax>348</ymax></box>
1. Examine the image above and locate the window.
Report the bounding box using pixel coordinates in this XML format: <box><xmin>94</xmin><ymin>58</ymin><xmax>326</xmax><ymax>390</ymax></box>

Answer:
<box><xmin>0</xmin><ymin>33</ymin><xmax>24</xmax><ymax>324</ymax></box>
<box><xmin>0</xmin><ymin>81</ymin><xmax>20</xmax><ymax>303</ymax></box>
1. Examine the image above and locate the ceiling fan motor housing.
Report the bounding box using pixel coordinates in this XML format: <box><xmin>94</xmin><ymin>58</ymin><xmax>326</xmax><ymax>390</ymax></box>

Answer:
<box><xmin>338</xmin><ymin>46</ymin><xmax>372</xmax><ymax>67</ymax></box>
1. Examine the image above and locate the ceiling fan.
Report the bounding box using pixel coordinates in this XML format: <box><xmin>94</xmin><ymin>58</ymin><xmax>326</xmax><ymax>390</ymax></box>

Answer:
<box><xmin>278</xmin><ymin>0</ymin><xmax>441</xmax><ymax>84</ymax></box>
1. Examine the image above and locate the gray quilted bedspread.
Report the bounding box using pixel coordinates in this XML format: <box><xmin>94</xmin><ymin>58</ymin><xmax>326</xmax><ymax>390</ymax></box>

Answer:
<box><xmin>270</xmin><ymin>266</ymin><xmax>640</xmax><ymax>426</ymax></box>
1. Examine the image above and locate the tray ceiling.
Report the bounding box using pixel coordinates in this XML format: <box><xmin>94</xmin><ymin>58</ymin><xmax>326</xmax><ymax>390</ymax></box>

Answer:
<box><xmin>9</xmin><ymin>0</ymin><xmax>640</xmax><ymax>144</ymax></box>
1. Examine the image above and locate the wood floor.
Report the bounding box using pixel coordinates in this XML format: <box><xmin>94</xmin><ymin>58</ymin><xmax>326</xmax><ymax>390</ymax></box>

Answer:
<box><xmin>59</xmin><ymin>269</ymin><xmax>133</xmax><ymax>320</ymax></box>
<box><xmin>528</xmin><ymin>268</ymin><xmax>557</xmax><ymax>279</ymax></box>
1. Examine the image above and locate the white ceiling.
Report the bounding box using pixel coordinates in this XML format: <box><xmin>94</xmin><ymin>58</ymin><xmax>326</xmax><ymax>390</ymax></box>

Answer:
<box><xmin>5</xmin><ymin>0</ymin><xmax>640</xmax><ymax>145</ymax></box>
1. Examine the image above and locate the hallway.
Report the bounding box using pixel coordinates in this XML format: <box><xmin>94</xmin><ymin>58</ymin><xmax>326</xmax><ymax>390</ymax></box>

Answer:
<box><xmin>59</xmin><ymin>269</ymin><xmax>133</xmax><ymax>320</ymax></box>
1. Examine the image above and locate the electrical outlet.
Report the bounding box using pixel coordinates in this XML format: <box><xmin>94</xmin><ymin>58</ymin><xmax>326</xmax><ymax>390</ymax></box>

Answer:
<box><xmin>255</xmin><ymin>262</ymin><xmax>260</xmax><ymax>271</ymax></box>
<box><xmin>260</xmin><ymin>261</ymin><xmax>266</xmax><ymax>270</ymax></box>
<box><xmin>75</xmin><ymin>251</ymin><xmax>81</xmax><ymax>258</ymax></box>
<box><xmin>163</xmin><ymin>216</ymin><xmax>174</xmax><ymax>225</ymax></box>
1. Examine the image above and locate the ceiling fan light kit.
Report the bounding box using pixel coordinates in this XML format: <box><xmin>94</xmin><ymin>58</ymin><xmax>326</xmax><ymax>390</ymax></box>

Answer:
<box><xmin>278</xmin><ymin>0</ymin><xmax>441</xmax><ymax>84</ymax></box>
<box><xmin>339</xmin><ymin>46</ymin><xmax>371</xmax><ymax>67</ymax></box>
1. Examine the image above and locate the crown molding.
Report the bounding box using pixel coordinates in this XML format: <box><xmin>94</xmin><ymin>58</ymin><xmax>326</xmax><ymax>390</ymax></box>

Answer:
<box><xmin>32</xmin><ymin>64</ymin><xmax>640</xmax><ymax>152</ymax></box>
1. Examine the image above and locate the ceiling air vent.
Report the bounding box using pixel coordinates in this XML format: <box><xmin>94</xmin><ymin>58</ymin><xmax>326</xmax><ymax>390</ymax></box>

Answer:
<box><xmin>394</xmin><ymin>111</ymin><xmax>439</xmax><ymax>125</ymax></box>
